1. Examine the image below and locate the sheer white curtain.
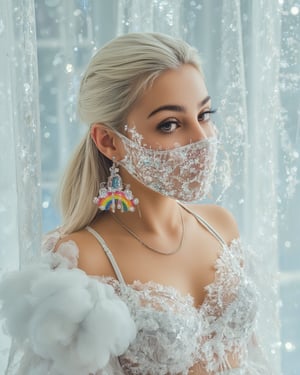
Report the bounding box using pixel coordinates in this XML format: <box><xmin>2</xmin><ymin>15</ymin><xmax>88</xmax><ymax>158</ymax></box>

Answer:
<box><xmin>0</xmin><ymin>0</ymin><xmax>41</xmax><ymax>370</ymax></box>
<box><xmin>1</xmin><ymin>1</ymin><xmax>299</xmax><ymax>374</ymax></box>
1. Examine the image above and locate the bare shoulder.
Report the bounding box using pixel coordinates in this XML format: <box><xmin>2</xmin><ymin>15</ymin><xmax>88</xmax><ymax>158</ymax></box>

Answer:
<box><xmin>54</xmin><ymin>229</ymin><xmax>113</xmax><ymax>277</ymax></box>
<box><xmin>187</xmin><ymin>204</ymin><xmax>239</xmax><ymax>244</ymax></box>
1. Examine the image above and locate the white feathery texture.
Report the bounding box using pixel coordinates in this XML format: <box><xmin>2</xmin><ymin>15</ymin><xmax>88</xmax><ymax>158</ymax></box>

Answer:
<box><xmin>0</xmin><ymin>255</ymin><xmax>137</xmax><ymax>375</ymax></box>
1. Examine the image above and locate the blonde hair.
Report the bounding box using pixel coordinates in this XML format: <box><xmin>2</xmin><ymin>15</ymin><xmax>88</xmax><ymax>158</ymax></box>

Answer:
<box><xmin>60</xmin><ymin>32</ymin><xmax>203</xmax><ymax>233</ymax></box>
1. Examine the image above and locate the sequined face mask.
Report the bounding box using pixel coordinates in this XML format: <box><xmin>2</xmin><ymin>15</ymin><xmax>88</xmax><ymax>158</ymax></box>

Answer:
<box><xmin>117</xmin><ymin>127</ymin><xmax>218</xmax><ymax>203</ymax></box>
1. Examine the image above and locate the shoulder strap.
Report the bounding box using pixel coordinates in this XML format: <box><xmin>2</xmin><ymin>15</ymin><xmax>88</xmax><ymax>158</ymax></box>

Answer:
<box><xmin>85</xmin><ymin>226</ymin><xmax>126</xmax><ymax>286</ymax></box>
<box><xmin>179</xmin><ymin>203</ymin><xmax>227</xmax><ymax>247</ymax></box>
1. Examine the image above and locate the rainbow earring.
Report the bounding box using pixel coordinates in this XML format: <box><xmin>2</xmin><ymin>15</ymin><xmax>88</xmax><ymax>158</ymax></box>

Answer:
<box><xmin>93</xmin><ymin>157</ymin><xmax>139</xmax><ymax>212</ymax></box>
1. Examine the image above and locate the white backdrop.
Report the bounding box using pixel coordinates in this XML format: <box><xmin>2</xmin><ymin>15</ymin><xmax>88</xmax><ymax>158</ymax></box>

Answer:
<box><xmin>0</xmin><ymin>1</ymin><xmax>299</xmax><ymax>374</ymax></box>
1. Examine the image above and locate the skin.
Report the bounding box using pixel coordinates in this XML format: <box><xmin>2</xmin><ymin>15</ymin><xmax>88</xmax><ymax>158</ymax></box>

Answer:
<box><xmin>59</xmin><ymin>63</ymin><xmax>239</xmax><ymax>302</ymax></box>
<box><xmin>56</xmin><ymin>64</ymin><xmax>240</xmax><ymax>370</ymax></box>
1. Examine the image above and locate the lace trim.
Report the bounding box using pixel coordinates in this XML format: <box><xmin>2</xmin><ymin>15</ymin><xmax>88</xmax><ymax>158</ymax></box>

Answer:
<box><xmin>91</xmin><ymin>240</ymin><xmax>258</xmax><ymax>374</ymax></box>
<box><xmin>42</xmin><ymin>231</ymin><xmax>260</xmax><ymax>374</ymax></box>
<box><xmin>92</xmin><ymin>239</ymin><xmax>242</xmax><ymax>312</ymax></box>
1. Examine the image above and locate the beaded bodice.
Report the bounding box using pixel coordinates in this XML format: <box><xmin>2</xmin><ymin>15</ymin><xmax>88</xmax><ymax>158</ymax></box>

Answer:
<box><xmin>0</xmin><ymin>208</ymin><xmax>274</xmax><ymax>375</ymax></box>
<box><xmin>81</xmin><ymin>206</ymin><xmax>260</xmax><ymax>375</ymax></box>
<box><xmin>90</xmin><ymin>239</ymin><xmax>258</xmax><ymax>375</ymax></box>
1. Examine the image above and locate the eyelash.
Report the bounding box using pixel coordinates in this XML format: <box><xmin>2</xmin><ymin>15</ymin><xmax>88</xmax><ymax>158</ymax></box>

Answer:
<box><xmin>198</xmin><ymin>108</ymin><xmax>217</xmax><ymax>121</ymax></box>
<box><xmin>157</xmin><ymin>108</ymin><xmax>217</xmax><ymax>134</ymax></box>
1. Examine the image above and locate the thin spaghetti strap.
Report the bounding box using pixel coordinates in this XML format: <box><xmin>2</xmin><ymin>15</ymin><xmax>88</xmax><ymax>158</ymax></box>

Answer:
<box><xmin>179</xmin><ymin>203</ymin><xmax>227</xmax><ymax>247</ymax></box>
<box><xmin>85</xmin><ymin>226</ymin><xmax>126</xmax><ymax>286</ymax></box>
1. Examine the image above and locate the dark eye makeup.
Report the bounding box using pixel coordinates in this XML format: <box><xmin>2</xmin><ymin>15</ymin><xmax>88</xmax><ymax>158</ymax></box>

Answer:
<box><xmin>157</xmin><ymin>120</ymin><xmax>180</xmax><ymax>133</ymax></box>
<box><xmin>198</xmin><ymin>108</ymin><xmax>217</xmax><ymax>122</ymax></box>
<box><xmin>156</xmin><ymin>108</ymin><xmax>217</xmax><ymax>134</ymax></box>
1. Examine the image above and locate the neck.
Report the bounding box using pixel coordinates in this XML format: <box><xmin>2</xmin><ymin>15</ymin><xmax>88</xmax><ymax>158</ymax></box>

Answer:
<box><xmin>117</xmin><ymin>167</ymin><xmax>182</xmax><ymax>235</ymax></box>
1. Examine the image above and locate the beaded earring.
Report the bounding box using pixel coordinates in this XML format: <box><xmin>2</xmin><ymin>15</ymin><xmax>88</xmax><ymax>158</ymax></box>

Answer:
<box><xmin>93</xmin><ymin>157</ymin><xmax>139</xmax><ymax>212</ymax></box>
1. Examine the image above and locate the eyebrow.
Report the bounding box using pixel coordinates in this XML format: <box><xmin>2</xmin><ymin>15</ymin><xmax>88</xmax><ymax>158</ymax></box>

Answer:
<box><xmin>147</xmin><ymin>95</ymin><xmax>211</xmax><ymax>118</ymax></box>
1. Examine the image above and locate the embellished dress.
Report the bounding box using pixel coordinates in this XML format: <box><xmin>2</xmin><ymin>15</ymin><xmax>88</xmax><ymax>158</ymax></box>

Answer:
<box><xmin>0</xmin><ymin>209</ymin><xmax>272</xmax><ymax>375</ymax></box>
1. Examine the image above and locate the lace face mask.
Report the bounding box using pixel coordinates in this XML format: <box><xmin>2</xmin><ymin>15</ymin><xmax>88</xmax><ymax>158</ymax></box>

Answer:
<box><xmin>117</xmin><ymin>127</ymin><xmax>218</xmax><ymax>203</ymax></box>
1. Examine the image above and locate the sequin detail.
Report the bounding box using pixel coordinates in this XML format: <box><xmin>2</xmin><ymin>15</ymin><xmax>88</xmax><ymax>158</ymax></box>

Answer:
<box><xmin>92</xmin><ymin>240</ymin><xmax>258</xmax><ymax>375</ymax></box>
<box><xmin>45</xmin><ymin>233</ymin><xmax>264</xmax><ymax>375</ymax></box>
<box><xmin>118</xmin><ymin>128</ymin><xmax>218</xmax><ymax>202</ymax></box>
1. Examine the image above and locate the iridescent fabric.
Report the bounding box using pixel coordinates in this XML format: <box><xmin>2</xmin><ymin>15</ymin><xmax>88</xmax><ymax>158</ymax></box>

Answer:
<box><xmin>0</xmin><ymin>209</ymin><xmax>272</xmax><ymax>375</ymax></box>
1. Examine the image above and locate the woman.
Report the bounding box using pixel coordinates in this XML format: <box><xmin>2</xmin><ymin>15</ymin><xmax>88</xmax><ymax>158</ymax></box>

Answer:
<box><xmin>0</xmin><ymin>33</ymin><xmax>271</xmax><ymax>374</ymax></box>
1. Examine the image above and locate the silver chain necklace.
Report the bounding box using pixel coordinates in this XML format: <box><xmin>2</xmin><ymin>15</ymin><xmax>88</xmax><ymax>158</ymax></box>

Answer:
<box><xmin>110</xmin><ymin>206</ymin><xmax>185</xmax><ymax>255</ymax></box>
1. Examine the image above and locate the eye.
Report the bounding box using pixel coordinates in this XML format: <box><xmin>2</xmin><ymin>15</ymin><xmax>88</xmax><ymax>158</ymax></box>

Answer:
<box><xmin>198</xmin><ymin>108</ymin><xmax>217</xmax><ymax>122</ymax></box>
<box><xmin>157</xmin><ymin>120</ymin><xmax>180</xmax><ymax>134</ymax></box>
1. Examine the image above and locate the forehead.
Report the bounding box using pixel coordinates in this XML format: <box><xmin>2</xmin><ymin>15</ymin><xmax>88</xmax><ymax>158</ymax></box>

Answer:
<box><xmin>137</xmin><ymin>64</ymin><xmax>208</xmax><ymax>110</ymax></box>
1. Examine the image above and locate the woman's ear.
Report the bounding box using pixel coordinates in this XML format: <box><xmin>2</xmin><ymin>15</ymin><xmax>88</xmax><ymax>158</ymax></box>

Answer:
<box><xmin>90</xmin><ymin>124</ymin><xmax>124</xmax><ymax>160</ymax></box>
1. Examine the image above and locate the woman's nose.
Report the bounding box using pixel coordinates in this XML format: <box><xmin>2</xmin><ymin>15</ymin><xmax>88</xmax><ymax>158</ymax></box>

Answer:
<box><xmin>188</xmin><ymin>119</ymin><xmax>215</xmax><ymax>142</ymax></box>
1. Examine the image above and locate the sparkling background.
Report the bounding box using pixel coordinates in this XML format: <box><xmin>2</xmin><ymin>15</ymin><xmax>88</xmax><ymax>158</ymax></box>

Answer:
<box><xmin>0</xmin><ymin>0</ymin><xmax>299</xmax><ymax>373</ymax></box>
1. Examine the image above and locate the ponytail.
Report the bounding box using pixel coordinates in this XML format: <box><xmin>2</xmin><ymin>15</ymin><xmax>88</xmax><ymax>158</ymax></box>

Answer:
<box><xmin>60</xmin><ymin>134</ymin><xmax>111</xmax><ymax>234</ymax></box>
